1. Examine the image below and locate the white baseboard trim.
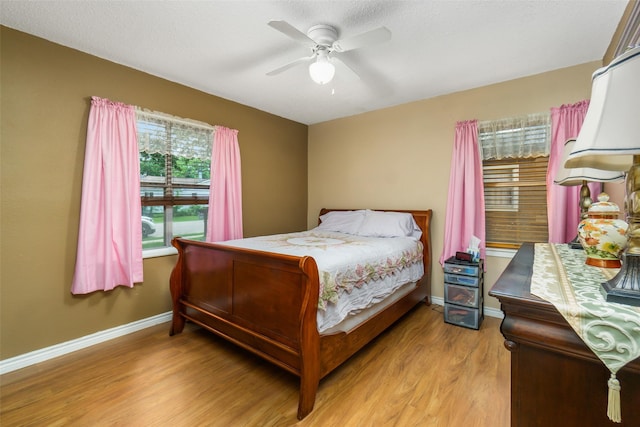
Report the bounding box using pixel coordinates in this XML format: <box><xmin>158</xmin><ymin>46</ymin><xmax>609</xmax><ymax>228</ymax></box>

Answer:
<box><xmin>430</xmin><ymin>296</ymin><xmax>504</xmax><ymax>319</ymax></box>
<box><xmin>483</xmin><ymin>305</ymin><xmax>505</xmax><ymax>319</ymax></box>
<box><xmin>0</xmin><ymin>311</ymin><xmax>172</xmax><ymax>375</ymax></box>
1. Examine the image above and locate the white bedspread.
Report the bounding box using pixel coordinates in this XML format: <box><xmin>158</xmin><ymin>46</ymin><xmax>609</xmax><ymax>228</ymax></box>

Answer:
<box><xmin>219</xmin><ymin>230</ymin><xmax>424</xmax><ymax>332</ymax></box>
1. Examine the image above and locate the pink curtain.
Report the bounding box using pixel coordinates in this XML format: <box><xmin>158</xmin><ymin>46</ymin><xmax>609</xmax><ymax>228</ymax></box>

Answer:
<box><xmin>71</xmin><ymin>97</ymin><xmax>143</xmax><ymax>294</ymax></box>
<box><xmin>439</xmin><ymin>120</ymin><xmax>486</xmax><ymax>266</ymax></box>
<box><xmin>547</xmin><ymin>100</ymin><xmax>599</xmax><ymax>243</ymax></box>
<box><xmin>206</xmin><ymin>126</ymin><xmax>243</xmax><ymax>242</ymax></box>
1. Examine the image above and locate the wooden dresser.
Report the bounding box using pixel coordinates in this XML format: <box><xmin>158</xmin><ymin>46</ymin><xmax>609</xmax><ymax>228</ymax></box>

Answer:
<box><xmin>489</xmin><ymin>243</ymin><xmax>640</xmax><ymax>427</ymax></box>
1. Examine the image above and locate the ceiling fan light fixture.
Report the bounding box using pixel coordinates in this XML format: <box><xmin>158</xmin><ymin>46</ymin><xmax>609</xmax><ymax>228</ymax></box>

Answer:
<box><xmin>309</xmin><ymin>51</ymin><xmax>335</xmax><ymax>84</ymax></box>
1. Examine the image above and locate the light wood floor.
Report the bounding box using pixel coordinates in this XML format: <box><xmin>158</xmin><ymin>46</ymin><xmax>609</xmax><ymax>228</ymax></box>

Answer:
<box><xmin>1</xmin><ymin>304</ymin><xmax>510</xmax><ymax>426</ymax></box>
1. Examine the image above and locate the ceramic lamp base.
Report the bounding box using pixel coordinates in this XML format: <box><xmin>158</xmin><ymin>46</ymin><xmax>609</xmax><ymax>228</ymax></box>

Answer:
<box><xmin>578</xmin><ymin>193</ymin><xmax>627</xmax><ymax>270</ymax></box>
<box><xmin>586</xmin><ymin>257</ymin><xmax>622</xmax><ymax>268</ymax></box>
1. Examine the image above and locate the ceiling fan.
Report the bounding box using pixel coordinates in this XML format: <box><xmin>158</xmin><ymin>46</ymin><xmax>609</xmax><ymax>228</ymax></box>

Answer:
<box><xmin>266</xmin><ymin>20</ymin><xmax>391</xmax><ymax>85</ymax></box>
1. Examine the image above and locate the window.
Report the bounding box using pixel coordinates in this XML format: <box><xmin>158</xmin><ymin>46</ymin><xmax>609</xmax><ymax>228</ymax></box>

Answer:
<box><xmin>479</xmin><ymin>113</ymin><xmax>550</xmax><ymax>248</ymax></box>
<box><xmin>136</xmin><ymin>110</ymin><xmax>214</xmax><ymax>250</ymax></box>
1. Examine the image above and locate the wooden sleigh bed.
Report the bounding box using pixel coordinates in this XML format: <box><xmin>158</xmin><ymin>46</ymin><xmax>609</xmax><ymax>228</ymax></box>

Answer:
<box><xmin>169</xmin><ymin>208</ymin><xmax>432</xmax><ymax>420</ymax></box>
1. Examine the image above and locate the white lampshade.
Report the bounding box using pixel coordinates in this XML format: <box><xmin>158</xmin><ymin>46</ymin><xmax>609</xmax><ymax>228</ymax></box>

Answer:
<box><xmin>309</xmin><ymin>50</ymin><xmax>335</xmax><ymax>85</ymax></box>
<box><xmin>555</xmin><ymin>139</ymin><xmax>625</xmax><ymax>186</ymax></box>
<box><xmin>565</xmin><ymin>47</ymin><xmax>640</xmax><ymax>171</ymax></box>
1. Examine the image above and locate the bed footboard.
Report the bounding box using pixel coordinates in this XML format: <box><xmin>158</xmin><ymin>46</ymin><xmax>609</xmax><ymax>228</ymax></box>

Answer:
<box><xmin>169</xmin><ymin>238</ymin><xmax>321</xmax><ymax>419</ymax></box>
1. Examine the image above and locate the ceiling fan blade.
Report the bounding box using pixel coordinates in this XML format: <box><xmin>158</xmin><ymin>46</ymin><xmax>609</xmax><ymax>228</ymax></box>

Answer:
<box><xmin>332</xmin><ymin>26</ymin><xmax>391</xmax><ymax>52</ymax></box>
<box><xmin>268</xmin><ymin>20</ymin><xmax>316</xmax><ymax>47</ymax></box>
<box><xmin>266</xmin><ymin>55</ymin><xmax>315</xmax><ymax>76</ymax></box>
<box><xmin>332</xmin><ymin>55</ymin><xmax>361</xmax><ymax>81</ymax></box>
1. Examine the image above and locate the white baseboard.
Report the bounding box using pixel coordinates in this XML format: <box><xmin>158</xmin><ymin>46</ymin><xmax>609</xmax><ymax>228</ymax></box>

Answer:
<box><xmin>430</xmin><ymin>296</ymin><xmax>504</xmax><ymax>319</ymax></box>
<box><xmin>0</xmin><ymin>311</ymin><xmax>172</xmax><ymax>375</ymax></box>
<box><xmin>483</xmin><ymin>305</ymin><xmax>505</xmax><ymax>319</ymax></box>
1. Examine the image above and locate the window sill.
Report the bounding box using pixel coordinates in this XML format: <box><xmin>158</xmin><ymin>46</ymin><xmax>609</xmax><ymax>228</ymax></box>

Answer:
<box><xmin>143</xmin><ymin>247</ymin><xmax>178</xmax><ymax>259</ymax></box>
<box><xmin>486</xmin><ymin>247</ymin><xmax>517</xmax><ymax>259</ymax></box>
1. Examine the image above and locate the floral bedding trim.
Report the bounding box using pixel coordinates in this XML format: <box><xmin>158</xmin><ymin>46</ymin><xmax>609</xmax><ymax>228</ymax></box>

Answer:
<box><xmin>318</xmin><ymin>246</ymin><xmax>423</xmax><ymax>310</ymax></box>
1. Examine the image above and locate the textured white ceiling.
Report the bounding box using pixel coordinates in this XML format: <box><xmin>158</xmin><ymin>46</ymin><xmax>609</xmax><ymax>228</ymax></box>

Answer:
<box><xmin>0</xmin><ymin>0</ymin><xmax>629</xmax><ymax>124</ymax></box>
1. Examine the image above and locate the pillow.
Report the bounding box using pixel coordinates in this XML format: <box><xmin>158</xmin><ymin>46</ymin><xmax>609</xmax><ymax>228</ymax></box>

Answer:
<box><xmin>356</xmin><ymin>210</ymin><xmax>423</xmax><ymax>240</ymax></box>
<box><xmin>315</xmin><ymin>210</ymin><xmax>366</xmax><ymax>234</ymax></box>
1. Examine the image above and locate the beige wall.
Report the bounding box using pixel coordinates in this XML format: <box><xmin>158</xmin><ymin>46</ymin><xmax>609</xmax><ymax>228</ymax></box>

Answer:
<box><xmin>0</xmin><ymin>27</ymin><xmax>308</xmax><ymax>359</ymax></box>
<box><xmin>1</xmin><ymin>24</ymin><xmax>623</xmax><ymax>361</ymax></box>
<box><xmin>308</xmin><ymin>61</ymin><xmax>604</xmax><ymax>310</ymax></box>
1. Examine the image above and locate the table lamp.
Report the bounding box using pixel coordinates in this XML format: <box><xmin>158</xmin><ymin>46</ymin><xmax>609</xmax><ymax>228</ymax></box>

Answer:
<box><xmin>555</xmin><ymin>138</ymin><xmax>625</xmax><ymax>249</ymax></box>
<box><xmin>565</xmin><ymin>46</ymin><xmax>640</xmax><ymax>306</ymax></box>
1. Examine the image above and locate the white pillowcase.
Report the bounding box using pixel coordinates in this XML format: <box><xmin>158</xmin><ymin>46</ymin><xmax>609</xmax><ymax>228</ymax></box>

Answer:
<box><xmin>356</xmin><ymin>210</ymin><xmax>423</xmax><ymax>240</ymax></box>
<box><xmin>315</xmin><ymin>209</ymin><xmax>422</xmax><ymax>240</ymax></box>
<box><xmin>315</xmin><ymin>210</ymin><xmax>366</xmax><ymax>234</ymax></box>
